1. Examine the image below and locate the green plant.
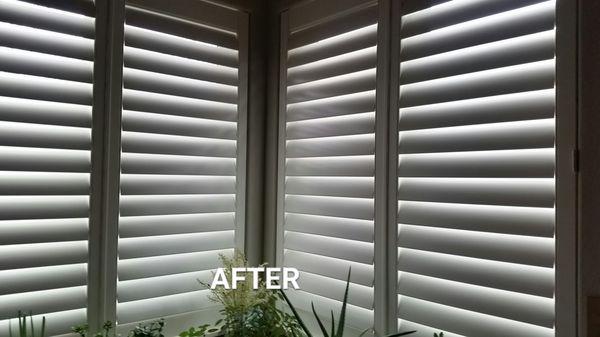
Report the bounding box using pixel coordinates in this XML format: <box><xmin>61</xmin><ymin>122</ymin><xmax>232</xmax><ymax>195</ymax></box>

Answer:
<box><xmin>279</xmin><ymin>269</ymin><xmax>417</xmax><ymax>337</ymax></box>
<box><xmin>72</xmin><ymin>321</ymin><xmax>118</xmax><ymax>337</ymax></box>
<box><xmin>178</xmin><ymin>324</ymin><xmax>210</xmax><ymax>337</ymax></box>
<box><xmin>195</xmin><ymin>252</ymin><xmax>305</xmax><ymax>337</ymax></box>
<box><xmin>128</xmin><ymin>319</ymin><xmax>165</xmax><ymax>337</ymax></box>
<box><xmin>8</xmin><ymin>311</ymin><xmax>46</xmax><ymax>337</ymax></box>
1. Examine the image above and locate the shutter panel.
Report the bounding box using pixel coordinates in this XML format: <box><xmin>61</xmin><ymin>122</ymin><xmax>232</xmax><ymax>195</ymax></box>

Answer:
<box><xmin>396</xmin><ymin>1</ymin><xmax>556</xmax><ymax>336</ymax></box>
<box><xmin>279</xmin><ymin>1</ymin><xmax>378</xmax><ymax>329</ymax></box>
<box><xmin>117</xmin><ymin>1</ymin><xmax>247</xmax><ymax>324</ymax></box>
<box><xmin>0</xmin><ymin>0</ymin><xmax>94</xmax><ymax>335</ymax></box>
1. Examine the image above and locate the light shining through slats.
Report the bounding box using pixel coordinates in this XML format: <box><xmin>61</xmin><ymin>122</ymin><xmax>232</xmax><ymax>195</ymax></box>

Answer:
<box><xmin>397</xmin><ymin>1</ymin><xmax>557</xmax><ymax>336</ymax></box>
<box><xmin>0</xmin><ymin>1</ymin><xmax>94</xmax><ymax>335</ymax></box>
<box><xmin>280</xmin><ymin>3</ymin><xmax>379</xmax><ymax>329</ymax></box>
<box><xmin>116</xmin><ymin>2</ymin><xmax>244</xmax><ymax>324</ymax></box>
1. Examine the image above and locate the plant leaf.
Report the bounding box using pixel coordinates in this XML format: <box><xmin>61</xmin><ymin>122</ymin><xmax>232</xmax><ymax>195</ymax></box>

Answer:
<box><xmin>278</xmin><ymin>289</ymin><xmax>313</xmax><ymax>337</ymax></box>
<box><xmin>384</xmin><ymin>330</ymin><xmax>417</xmax><ymax>336</ymax></box>
<box><xmin>335</xmin><ymin>268</ymin><xmax>351</xmax><ymax>337</ymax></box>
<box><xmin>310</xmin><ymin>302</ymin><xmax>329</xmax><ymax>337</ymax></box>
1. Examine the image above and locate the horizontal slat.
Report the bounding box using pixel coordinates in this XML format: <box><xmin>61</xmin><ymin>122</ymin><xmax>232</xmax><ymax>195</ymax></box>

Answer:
<box><xmin>284</xmin><ymin>250</ymin><xmax>373</xmax><ymax>286</ymax></box>
<box><xmin>123</xmin><ymin>89</ymin><xmax>237</xmax><ymax>122</ymax></box>
<box><xmin>0</xmin><ymin>308</ymin><xmax>86</xmax><ymax>337</ymax></box>
<box><xmin>289</xmin><ymin>2</ymin><xmax>377</xmax><ymax>48</ymax></box>
<box><xmin>398</xmin><ymin>272</ymin><xmax>554</xmax><ymax>327</ymax></box>
<box><xmin>125</xmin><ymin>5</ymin><xmax>236</xmax><ymax>49</ymax></box>
<box><xmin>286</xmin><ymin>112</ymin><xmax>374</xmax><ymax>139</ymax></box>
<box><xmin>0</xmin><ymin>21</ymin><xmax>93</xmax><ymax>60</ymax></box>
<box><xmin>118</xmin><ymin>249</ymin><xmax>232</xmax><ymax>281</ymax></box>
<box><xmin>0</xmin><ymin>218</ymin><xmax>88</xmax><ymax>244</ymax></box>
<box><xmin>398</xmin><ymin>248</ymin><xmax>554</xmax><ymax>298</ymax></box>
<box><xmin>397</xmin><ymin>296</ymin><xmax>553</xmax><ymax>337</ymax></box>
<box><xmin>400</xmin><ymin>0</ymin><xmax>547</xmax><ymax>38</ymax></box>
<box><xmin>119</xmin><ymin>231</ymin><xmax>234</xmax><ymax>259</ymax></box>
<box><xmin>121</xmin><ymin>175</ymin><xmax>235</xmax><ymax>195</ymax></box>
<box><xmin>287</xmin><ymin>91</ymin><xmax>375</xmax><ymax>121</ymax></box>
<box><xmin>124</xmin><ymin>46</ymin><xmax>238</xmax><ymax>86</ymax></box>
<box><xmin>119</xmin><ymin>213</ymin><xmax>235</xmax><ymax>238</ymax></box>
<box><xmin>0</xmin><ymin>264</ymin><xmax>86</xmax><ymax>296</ymax></box>
<box><xmin>287</xmin><ymin>69</ymin><xmax>376</xmax><ymax>104</ymax></box>
<box><xmin>298</xmin><ymin>271</ymin><xmax>373</xmax><ymax>309</ymax></box>
<box><xmin>0</xmin><ymin>146</ymin><xmax>90</xmax><ymax>172</ymax></box>
<box><xmin>0</xmin><ymin>286</ymin><xmax>86</xmax><ymax>320</ymax></box>
<box><xmin>399</xmin><ymin>60</ymin><xmax>554</xmax><ymax>108</ymax></box>
<box><xmin>119</xmin><ymin>250</ymin><xmax>230</xmax><ymax>284</ymax></box>
<box><xmin>284</xmin><ymin>290</ymin><xmax>373</xmax><ymax>330</ymax></box>
<box><xmin>0</xmin><ymin>96</ymin><xmax>90</xmax><ymax>127</ymax></box>
<box><xmin>288</xmin><ymin>24</ymin><xmax>377</xmax><ymax>67</ymax></box>
<box><xmin>124</xmin><ymin>67</ymin><xmax>237</xmax><ymax>104</ymax></box>
<box><xmin>398</xmin><ymin>178</ymin><xmax>554</xmax><ymax>207</ymax></box>
<box><xmin>286</xmin><ymin>177</ymin><xmax>373</xmax><ymax>198</ymax></box>
<box><xmin>398</xmin><ymin>225</ymin><xmax>555</xmax><ymax>267</ymax></box>
<box><xmin>0</xmin><ymin>195</ymin><xmax>89</xmax><ymax>220</ymax></box>
<box><xmin>0</xmin><ymin>47</ymin><xmax>93</xmax><ymax>82</ymax></box>
<box><xmin>398</xmin><ymin>149</ymin><xmax>555</xmax><ymax>178</ymax></box>
<box><xmin>117</xmin><ymin>290</ymin><xmax>215</xmax><ymax>324</ymax></box>
<box><xmin>0</xmin><ymin>71</ymin><xmax>92</xmax><ymax>105</ymax></box>
<box><xmin>120</xmin><ymin>194</ymin><xmax>235</xmax><ymax>216</ymax></box>
<box><xmin>126</xmin><ymin>0</ymin><xmax>239</xmax><ymax>34</ymax></box>
<box><xmin>122</xmin><ymin>110</ymin><xmax>237</xmax><ymax>140</ymax></box>
<box><xmin>121</xmin><ymin>153</ymin><xmax>235</xmax><ymax>175</ymax></box>
<box><xmin>400</xmin><ymin>31</ymin><xmax>554</xmax><ymax>84</ymax></box>
<box><xmin>285</xmin><ymin>195</ymin><xmax>373</xmax><ymax>220</ymax></box>
<box><xmin>400</xmin><ymin>1</ymin><xmax>555</xmax><ymax>61</ymax></box>
<box><xmin>122</xmin><ymin>131</ymin><xmax>236</xmax><ymax>157</ymax></box>
<box><xmin>0</xmin><ymin>241</ymin><xmax>87</xmax><ymax>270</ymax></box>
<box><xmin>0</xmin><ymin>121</ymin><xmax>90</xmax><ymax>150</ymax></box>
<box><xmin>0</xmin><ymin>172</ymin><xmax>89</xmax><ymax>195</ymax></box>
<box><xmin>398</xmin><ymin>200</ymin><xmax>554</xmax><ymax>237</ymax></box>
<box><xmin>287</xmin><ymin>134</ymin><xmax>374</xmax><ymax>157</ymax></box>
<box><xmin>286</xmin><ymin>155</ymin><xmax>373</xmax><ymax>177</ymax></box>
<box><xmin>285</xmin><ymin>231</ymin><xmax>373</xmax><ymax>264</ymax></box>
<box><xmin>125</xmin><ymin>25</ymin><xmax>238</xmax><ymax>68</ymax></box>
<box><xmin>288</xmin><ymin>46</ymin><xmax>377</xmax><ymax>85</ymax></box>
<box><xmin>398</xmin><ymin>119</ymin><xmax>554</xmax><ymax>153</ymax></box>
<box><xmin>285</xmin><ymin>212</ymin><xmax>373</xmax><ymax>242</ymax></box>
<box><xmin>0</xmin><ymin>0</ymin><xmax>94</xmax><ymax>38</ymax></box>
<box><xmin>118</xmin><ymin>270</ymin><xmax>214</xmax><ymax>302</ymax></box>
<box><xmin>398</xmin><ymin>89</ymin><xmax>555</xmax><ymax>131</ymax></box>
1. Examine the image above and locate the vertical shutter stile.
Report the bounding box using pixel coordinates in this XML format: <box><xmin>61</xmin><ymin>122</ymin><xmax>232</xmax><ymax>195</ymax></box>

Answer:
<box><xmin>396</xmin><ymin>1</ymin><xmax>557</xmax><ymax>337</ymax></box>
<box><xmin>280</xmin><ymin>1</ymin><xmax>379</xmax><ymax>331</ymax></box>
<box><xmin>0</xmin><ymin>1</ymin><xmax>95</xmax><ymax>335</ymax></box>
<box><xmin>116</xmin><ymin>1</ymin><xmax>247</xmax><ymax>324</ymax></box>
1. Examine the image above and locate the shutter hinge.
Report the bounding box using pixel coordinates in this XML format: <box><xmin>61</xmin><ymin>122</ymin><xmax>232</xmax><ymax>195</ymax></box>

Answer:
<box><xmin>573</xmin><ymin>148</ymin><xmax>580</xmax><ymax>173</ymax></box>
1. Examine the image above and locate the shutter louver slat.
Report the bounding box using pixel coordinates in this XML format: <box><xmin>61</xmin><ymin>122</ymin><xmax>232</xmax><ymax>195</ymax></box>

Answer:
<box><xmin>117</xmin><ymin>1</ymin><xmax>246</xmax><ymax>324</ymax></box>
<box><xmin>0</xmin><ymin>2</ymin><xmax>93</xmax><ymax>333</ymax></box>
<box><xmin>397</xmin><ymin>1</ymin><xmax>557</xmax><ymax>335</ymax></box>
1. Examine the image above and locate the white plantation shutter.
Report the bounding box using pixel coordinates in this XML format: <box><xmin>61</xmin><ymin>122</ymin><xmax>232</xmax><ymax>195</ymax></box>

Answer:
<box><xmin>395</xmin><ymin>1</ymin><xmax>557</xmax><ymax>336</ymax></box>
<box><xmin>116</xmin><ymin>1</ymin><xmax>248</xmax><ymax>324</ymax></box>
<box><xmin>278</xmin><ymin>0</ymin><xmax>380</xmax><ymax>330</ymax></box>
<box><xmin>0</xmin><ymin>0</ymin><xmax>95</xmax><ymax>335</ymax></box>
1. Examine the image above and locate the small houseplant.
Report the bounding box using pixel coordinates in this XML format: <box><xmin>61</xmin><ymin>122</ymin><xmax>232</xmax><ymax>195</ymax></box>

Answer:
<box><xmin>8</xmin><ymin>311</ymin><xmax>46</xmax><ymax>337</ymax></box>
